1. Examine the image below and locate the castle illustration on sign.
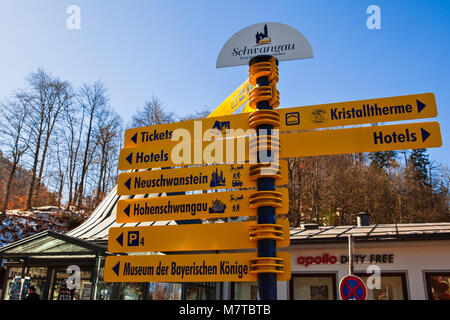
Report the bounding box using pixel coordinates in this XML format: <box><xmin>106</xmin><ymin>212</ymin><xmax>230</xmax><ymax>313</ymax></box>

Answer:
<box><xmin>209</xmin><ymin>199</ymin><xmax>226</xmax><ymax>214</ymax></box>
<box><xmin>255</xmin><ymin>24</ymin><xmax>271</xmax><ymax>45</ymax></box>
<box><xmin>210</xmin><ymin>168</ymin><xmax>226</xmax><ymax>187</ymax></box>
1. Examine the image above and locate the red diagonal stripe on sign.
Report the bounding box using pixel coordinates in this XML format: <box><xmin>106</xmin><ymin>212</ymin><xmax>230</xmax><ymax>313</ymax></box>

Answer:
<box><xmin>343</xmin><ymin>281</ymin><xmax>363</xmax><ymax>300</ymax></box>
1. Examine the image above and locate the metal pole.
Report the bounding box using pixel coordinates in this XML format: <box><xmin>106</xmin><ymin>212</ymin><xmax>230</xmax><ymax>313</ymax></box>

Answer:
<box><xmin>250</xmin><ymin>55</ymin><xmax>278</xmax><ymax>300</ymax></box>
<box><xmin>91</xmin><ymin>254</ymin><xmax>102</xmax><ymax>300</ymax></box>
<box><xmin>348</xmin><ymin>234</ymin><xmax>354</xmax><ymax>275</ymax></box>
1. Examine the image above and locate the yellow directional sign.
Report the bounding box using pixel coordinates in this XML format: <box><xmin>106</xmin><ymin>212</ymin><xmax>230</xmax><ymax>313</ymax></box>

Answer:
<box><xmin>118</xmin><ymin>132</ymin><xmax>252</xmax><ymax>170</ymax></box>
<box><xmin>280</xmin><ymin>121</ymin><xmax>442</xmax><ymax>158</ymax></box>
<box><xmin>123</xmin><ymin>92</ymin><xmax>437</xmax><ymax>149</ymax></box>
<box><xmin>117</xmin><ymin>161</ymin><xmax>288</xmax><ymax>195</ymax></box>
<box><xmin>207</xmin><ymin>79</ymin><xmax>252</xmax><ymax>118</ymax></box>
<box><xmin>108</xmin><ymin>219</ymin><xmax>290</xmax><ymax>253</ymax></box>
<box><xmin>123</xmin><ymin>79</ymin><xmax>252</xmax><ymax>149</ymax></box>
<box><xmin>245</xmin><ymin>92</ymin><xmax>437</xmax><ymax>126</ymax></box>
<box><xmin>277</xmin><ymin>92</ymin><xmax>437</xmax><ymax>131</ymax></box>
<box><xmin>104</xmin><ymin>252</ymin><xmax>291</xmax><ymax>283</ymax></box>
<box><xmin>116</xmin><ymin>188</ymin><xmax>289</xmax><ymax>223</ymax></box>
<box><xmin>123</xmin><ymin>116</ymin><xmax>250</xmax><ymax>150</ymax></box>
<box><xmin>118</xmin><ymin>121</ymin><xmax>440</xmax><ymax>171</ymax></box>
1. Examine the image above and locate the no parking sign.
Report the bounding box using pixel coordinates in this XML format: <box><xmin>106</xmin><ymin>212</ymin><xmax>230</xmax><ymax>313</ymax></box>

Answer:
<box><xmin>339</xmin><ymin>275</ymin><xmax>367</xmax><ymax>300</ymax></box>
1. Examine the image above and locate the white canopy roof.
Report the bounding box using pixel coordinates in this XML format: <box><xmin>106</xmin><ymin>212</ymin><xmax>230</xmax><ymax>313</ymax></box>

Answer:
<box><xmin>66</xmin><ymin>185</ymin><xmax>177</xmax><ymax>243</ymax></box>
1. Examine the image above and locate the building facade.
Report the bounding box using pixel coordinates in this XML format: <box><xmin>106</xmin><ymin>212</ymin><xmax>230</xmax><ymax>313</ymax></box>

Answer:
<box><xmin>1</xmin><ymin>187</ymin><xmax>449</xmax><ymax>300</ymax></box>
<box><xmin>232</xmin><ymin>222</ymin><xmax>450</xmax><ymax>300</ymax></box>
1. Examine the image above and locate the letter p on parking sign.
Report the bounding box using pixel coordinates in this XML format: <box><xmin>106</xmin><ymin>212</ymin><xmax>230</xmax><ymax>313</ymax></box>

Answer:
<box><xmin>127</xmin><ymin>231</ymin><xmax>140</xmax><ymax>246</ymax></box>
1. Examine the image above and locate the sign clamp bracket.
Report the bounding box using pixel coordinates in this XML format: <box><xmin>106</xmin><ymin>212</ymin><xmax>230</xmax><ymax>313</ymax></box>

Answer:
<box><xmin>249</xmin><ymin>257</ymin><xmax>285</xmax><ymax>274</ymax></box>
<box><xmin>248</xmin><ymin>223</ymin><xmax>285</xmax><ymax>241</ymax></box>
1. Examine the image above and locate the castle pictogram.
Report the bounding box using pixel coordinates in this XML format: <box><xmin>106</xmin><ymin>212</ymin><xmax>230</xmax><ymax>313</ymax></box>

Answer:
<box><xmin>209</xmin><ymin>199</ymin><xmax>226</xmax><ymax>213</ymax></box>
<box><xmin>210</xmin><ymin>168</ymin><xmax>226</xmax><ymax>187</ymax></box>
<box><xmin>255</xmin><ymin>24</ymin><xmax>271</xmax><ymax>45</ymax></box>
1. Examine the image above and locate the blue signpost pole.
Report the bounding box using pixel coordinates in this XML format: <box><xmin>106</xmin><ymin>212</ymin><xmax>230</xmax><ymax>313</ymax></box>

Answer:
<box><xmin>250</xmin><ymin>55</ymin><xmax>278</xmax><ymax>300</ymax></box>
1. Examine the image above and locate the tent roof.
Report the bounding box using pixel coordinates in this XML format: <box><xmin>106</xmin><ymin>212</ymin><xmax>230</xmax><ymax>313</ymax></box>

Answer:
<box><xmin>66</xmin><ymin>185</ymin><xmax>201</xmax><ymax>244</ymax></box>
<box><xmin>0</xmin><ymin>230</ymin><xmax>106</xmax><ymax>258</ymax></box>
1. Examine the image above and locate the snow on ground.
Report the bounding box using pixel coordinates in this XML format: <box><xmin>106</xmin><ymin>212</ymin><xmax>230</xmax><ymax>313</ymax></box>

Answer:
<box><xmin>0</xmin><ymin>207</ymin><xmax>86</xmax><ymax>247</ymax></box>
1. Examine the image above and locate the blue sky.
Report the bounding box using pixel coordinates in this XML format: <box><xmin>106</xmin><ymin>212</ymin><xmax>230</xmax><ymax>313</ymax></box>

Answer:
<box><xmin>0</xmin><ymin>0</ymin><xmax>449</xmax><ymax>167</ymax></box>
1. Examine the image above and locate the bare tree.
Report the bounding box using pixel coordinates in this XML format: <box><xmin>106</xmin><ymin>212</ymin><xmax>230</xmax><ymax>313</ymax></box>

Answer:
<box><xmin>52</xmin><ymin>130</ymin><xmax>66</xmax><ymax>211</ymax></box>
<box><xmin>179</xmin><ymin>106</ymin><xmax>211</xmax><ymax>121</ymax></box>
<box><xmin>76</xmin><ymin>81</ymin><xmax>108</xmax><ymax>209</ymax></box>
<box><xmin>35</xmin><ymin>78</ymin><xmax>72</xmax><ymax>203</ymax></box>
<box><xmin>94</xmin><ymin>108</ymin><xmax>123</xmax><ymax>203</ymax></box>
<box><xmin>61</xmin><ymin>100</ymin><xmax>84</xmax><ymax>208</ymax></box>
<box><xmin>131</xmin><ymin>96</ymin><xmax>176</xmax><ymax>127</ymax></box>
<box><xmin>0</xmin><ymin>99</ymin><xmax>30</xmax><ymax>214</ymax></box>
<box><xmin>20</xmin><ymin>69</ymin><xmax>71</xmax><ymax>209</ymax></box>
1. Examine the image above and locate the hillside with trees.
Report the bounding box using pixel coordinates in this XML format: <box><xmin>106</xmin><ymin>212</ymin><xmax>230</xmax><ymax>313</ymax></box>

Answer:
<box><xmin>0</xmin><ymin>69</ymin><xmax>123</xmax><ymax>215</ymax></box>
<box><xmin>0</xmin><ymin>151</ymin><xmax>59</xmax><ymax>211</ymax></box>
<box><xmin>287</xmin><ymin>150</ymin><xmax>449</xmax><ymax>226</ymax></box>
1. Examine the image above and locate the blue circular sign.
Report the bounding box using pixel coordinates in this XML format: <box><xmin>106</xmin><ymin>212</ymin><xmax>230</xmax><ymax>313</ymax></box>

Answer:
<box><xmin>339</xmin><ymin>275</ymin><xmax>367</xmax><ymax>300</ymax></box>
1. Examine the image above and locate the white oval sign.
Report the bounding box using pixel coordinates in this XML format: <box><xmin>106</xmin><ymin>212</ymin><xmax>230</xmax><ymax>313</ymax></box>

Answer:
<box><xmin>216</xmin><ymin>22</ymin><xmax>313</xmax><ymax>68</ymax></box>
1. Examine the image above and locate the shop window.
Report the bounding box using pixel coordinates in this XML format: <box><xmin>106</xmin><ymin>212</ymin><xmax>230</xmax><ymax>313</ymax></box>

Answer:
<box><xmin>51</xmin><ymin>268</ymin><xmax>92</xmax><ymax>300</ymax></box>
<box><xmin>231</xmin><ymin>282</ymin><xmax>258</xmax><ymax>300</ymax></box>
<box><xmin>425</xmin><ymin>272</ymin><xmax>450</xmax><ymax>300</ymax></box>
<box><xmin>0</xmin><ymin>267</ymin><xmax>5</xmax><ymax>294</ymax></box>
<box><xmin>147</xmin><ymin>282</ymin><xmax>182</xmax><ymax>300</ymax></box>
<box><xmin>27</xmin><ymin>267</ymin><xmax>48</xmax><ymax>300</ymax></box>
<box><xmin>3</xmin><ymin>267</ymin><xmax>49</xmax><ymax>300</ymax></box>
<box><xmin>95</xmin><ymin>265</ymin><xmax>118</xmax><ymax>300</ymax></box>
<box><xmin>290</xmin><ymin>273</ymin><xmax>337</xmax><ymax>300</ymax></box>
<box><xmin>7</xmin><ymin>267</ymin><xmax>22</xmax><ymax>278</ymax></box>
<box><xmin>185</xmin><ymin>282</ymin><xmax>216</xmax><ymax>300</ymax></box>
<box><xmin>4</xmin><ymin>267</ymin><xmax>23</xmax><ymax>300</ymax></box>
<box><xmin>119</xmin><ymin>282</ymin><xmax>146</xmax><ymax>300</ymax></box>
<box><xmin>355</xmin><ymin>272</ymin><xmax>408</xmax><ymax>300</ymax></box>
<box><xmin>96</xmin><ymin>282</ymin><xmax>116</xmax><ymax>300</ymax></box>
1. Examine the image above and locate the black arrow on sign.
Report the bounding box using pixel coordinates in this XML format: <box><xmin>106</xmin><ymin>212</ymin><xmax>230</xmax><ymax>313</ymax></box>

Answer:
<box><xmin>124</xmin><ymin>178</ymin><xmax>131</xmax><ymax>190</ymax></box>
<box><xmin>417</xmin><ymin>100</ymin><xmax>426</xmax><ymax>114</ymax></box>
<box><xmin>124</xmin><ymin>204</ymin><xmax>130</xmax><ymax>217</ymax></box>
<box><xmin>126</xmin><ymin>153</ymin><xmax>133</xmax><ymax>165</ymax></box>
<box><xmin>116</xmin><ymin>233</ymin><xmax>124</xmax><ymax>247</ymax></box>
<box><xmin>421</xmin><ymin>128</ymin><xmax>431</xmax><ymax>142</ymax></box>
<box><xmin>112</xmin><ymin>262</ymin><xmax>120</xmax><ymax>276</ymax></box>
<box><xmin>131</xmin><ymin>133</ymin><xmax>138</xmax><ymax>144</ymax></box>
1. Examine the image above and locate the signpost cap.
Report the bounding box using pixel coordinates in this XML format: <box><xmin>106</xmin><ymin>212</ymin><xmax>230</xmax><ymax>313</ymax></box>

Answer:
<box><xmin>216</xmin><ymin>22</ymin><xmax>313</xmax><ymax>68</ymax></box>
